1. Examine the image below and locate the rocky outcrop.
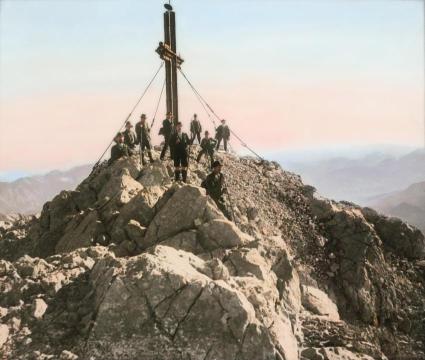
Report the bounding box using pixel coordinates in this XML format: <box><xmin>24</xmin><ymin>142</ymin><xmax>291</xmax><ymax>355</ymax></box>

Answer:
<box><xmin>0</xmin><ymin>149</ymin><xmax>424</xmax><ymax>359</ymax></box>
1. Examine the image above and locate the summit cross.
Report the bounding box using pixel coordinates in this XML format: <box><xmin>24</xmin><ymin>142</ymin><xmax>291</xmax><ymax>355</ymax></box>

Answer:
<box><xmin>155</xmin><ymin>3</ymin><xmax>184</xmax><ymax>125</ymax></box>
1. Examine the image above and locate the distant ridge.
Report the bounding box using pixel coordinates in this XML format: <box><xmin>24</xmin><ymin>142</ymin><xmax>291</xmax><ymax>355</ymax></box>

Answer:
<box><xmin>0</xmin><ymin>164</ymin><xmax>92</xmax><ymax>214</ymax></box>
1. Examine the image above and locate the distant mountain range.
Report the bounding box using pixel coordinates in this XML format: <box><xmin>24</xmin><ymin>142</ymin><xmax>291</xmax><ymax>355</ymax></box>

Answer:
<box><xmin>1</xmin><ymin>146</ymin><xmax>425</xmax><ymax>222</ymax></box>
<box><xmin>0</xmin><ymin>165</ymin><xmax>92</xmax><ymax>214</ymax></box>
<box><xmin>369</xmin><ymin>181</ymin><xmax>425</xmax><ymax>233</ymax></box>
<box><xmin>276</xmin><ymin>148</ymin><xmax>425</xmax><ymax>205</ymax></box>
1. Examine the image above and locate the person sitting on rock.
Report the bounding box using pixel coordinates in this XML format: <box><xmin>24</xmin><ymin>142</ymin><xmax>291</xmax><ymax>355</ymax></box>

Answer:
<box><xmin>170</xmin><ymin>122</ymin><xmax>190</xmax><ymax>182</ymax></box>
<box><xmin>159</xmin><ymin>111</ymin><xmax>174</xmax><ymax>161</ymax></box>
<box><xmin>190</xmin><ymin>113</ymin><xmax>202</xmax><ymax>145</ymax></box>
<box><xmin>202</xmin><ymin>160</ymin><xmax>230</xmax><ymax>219</ymax></box>
<box><xmin>215</xmin><ymin>119</ymin><xmax>230</xmax><ymax>152</ymax></box>
<box><xmin>196</xmin><ymin>131</ymin><xmax>217</xmax><ymax>167</ymax></box>
<box><xmin>135</xmin><ymin>113</ymin><xmax>154</xmax><ymax>165</ymax></box>
<box><xmin>109</xmin><ymin>132</ymin><xmax>129</xmax><ymax>165</ymax></box>
<box><xmin>123</xmin><ymin>121</ymin><xmax>137</xmax><ymax>155</ymax></box>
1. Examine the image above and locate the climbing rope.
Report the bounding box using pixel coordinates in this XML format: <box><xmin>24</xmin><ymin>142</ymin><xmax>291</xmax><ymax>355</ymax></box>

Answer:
<box><xmin>178</xmin><ymin>68</ymin><xmax>264</xmax><ymax>161</ymax></box>
<box><xmin>178</xmin><ymin>68</ymin><xmax>217</xmax><ymax>129</ymax></box>
<box><xmin>93</xmin><ymin>62</ymin><xmax>164</xmax><ymax>168</ymax></box>
<box><xmin>150</xmin><ymin>78</ymin><xmax>166</xmax><ymax>128</ymax></box>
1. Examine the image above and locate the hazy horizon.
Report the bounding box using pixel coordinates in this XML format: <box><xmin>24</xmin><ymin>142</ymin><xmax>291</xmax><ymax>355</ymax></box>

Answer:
<box><xmin>1</xmin><ymin>0</ymin><xmax>424</xmax><ymax>175</ymax></box>
<box><xmin>0</xmin><ymin>143</ymin><xmax>422</xmax><ymax>182</ymax></box>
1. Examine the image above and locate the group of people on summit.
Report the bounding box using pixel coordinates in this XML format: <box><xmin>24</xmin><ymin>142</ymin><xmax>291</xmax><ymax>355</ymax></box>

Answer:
<box><xmin>109</xmin><ymin>111</ymin><xmax>231</xmax><ymax>217</ymax></box>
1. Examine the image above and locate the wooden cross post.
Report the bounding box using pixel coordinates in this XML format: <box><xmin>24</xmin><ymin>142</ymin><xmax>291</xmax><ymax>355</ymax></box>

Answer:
<box><xmin>156</xmin><ymin>4</ymin><xmax>184</xmax><ymax>126</ymax></box>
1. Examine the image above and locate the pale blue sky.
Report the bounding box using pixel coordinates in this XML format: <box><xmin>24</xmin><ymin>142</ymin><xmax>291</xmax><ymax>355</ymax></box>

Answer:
<box><xmin>0</xmin><ymin>0</ymin><xmax>424</xmax><ymax>180</ymax></box>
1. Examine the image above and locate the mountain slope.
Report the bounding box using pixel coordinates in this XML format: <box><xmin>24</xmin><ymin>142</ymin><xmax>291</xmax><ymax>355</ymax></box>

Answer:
<box><xmin>0</xmin><ymin>165</ymin><xmax>92</xmax><ymax>214</ymax></box>
<box><xmin>0</xmin><ymin>149</ymin><xmax>424</xmax><ymax>360</ymax></box>
<box><xmin>279</xmin><ymin>149</ymin><xmax>425</xmax><ymax>204</ymax></box>
<box><xmin>370</xmin><ymin>181</ymin><xmax>425</xmax><ymax>233</ymax></box>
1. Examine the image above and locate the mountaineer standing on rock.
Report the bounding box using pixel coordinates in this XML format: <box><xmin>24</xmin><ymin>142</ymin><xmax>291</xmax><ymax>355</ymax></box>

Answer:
<box><xmin>170</xmin><ymin>121</ymin><xmax>190</xmax><ymax>182</ymax></box>
<box><xmin>123</xmin><ymin>121</ymin><xmax>137</xmax><ymax>155</ymax></box>
<box><xmin>189</xmin><ymin>113</ymin><xmax>202</xmax><ymax>145</ymax></box>
<box><xmin>196</xmin><ymin>130</ymin><xmax>217</xmax><ymax>167</ymax></box>
<box><xmin>135</xmin><ymin>114</ymin><xmax>154</xmax><ymax>165</ymax></box>
<box><xmin>159</xmin><ymin>111</ymin><xmax>174</xmax><ymax>161</ymax></box>
<box><xmin>108</xmin><ymin>132</ymin><xmax>129</xmax><ymax>165</ymax></box>
<box><xmin>215</xmin><ymin>119</ymin><xmax>230</xmax><ymax>152</ymax></box>
<box><xmin>202</xmin><ymin>160</ymin><xmax>230</xmax><ymax>218</ymax></box>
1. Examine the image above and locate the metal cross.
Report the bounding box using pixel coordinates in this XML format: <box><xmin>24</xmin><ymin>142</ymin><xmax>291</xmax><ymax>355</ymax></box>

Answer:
<box><xmin>156</xmin><ymin>3</ymin><xmax>184</xmax><ymax>125</ymax></box>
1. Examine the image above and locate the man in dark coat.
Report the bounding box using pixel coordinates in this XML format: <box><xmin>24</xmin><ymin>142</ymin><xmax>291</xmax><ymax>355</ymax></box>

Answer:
<box><xmin>196</xmin><ymin>131</ymin><xmax>217</xmax><ymax>167</ymax></box>
<box><xmin>123</xmin><ymin>121</ymin><xmax>137</xmax><ymax>155</ymax></box>
<box><xmin>190</xmin><ymin>114</ymin><xmax>202</xmax><ymax>145</ymax></box>
<box><xmin>109</xmin><ymin>132</ymin><xmax>129</xmax><ymax>165</ymax></box>
<box><xmin>135</xmin><ymin>114</ymin><xmax>154</xmax><ymax>165</ymax></box>
<box><xmin>170</xmin><ymin>122</ymin><xmax>190</xmax><ymax>182</ymax></box>
<box><xmin>159</xmin><ymin>112</ymin><xmax>174</xmax><ymax>160</ymax></box>
<box><xmin>201</xmin><ymin>160</ymin><xmax>230</xmax><ymax>218</ymax></box>
<box><xmin>215</xmin><ymin>119</ymin><xmax>230</xmax><ymax>152</ymax></box>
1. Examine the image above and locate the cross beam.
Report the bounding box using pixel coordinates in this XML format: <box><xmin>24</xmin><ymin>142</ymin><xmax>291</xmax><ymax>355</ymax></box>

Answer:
<box><xmin>156</xmin><ymin>4</ymin><xmax>184</xmax><ymax>125</ymax></box>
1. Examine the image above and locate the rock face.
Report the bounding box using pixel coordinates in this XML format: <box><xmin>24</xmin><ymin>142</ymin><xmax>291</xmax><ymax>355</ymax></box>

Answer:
<box><xmin>1</xmin><ymin>149</ymin><xmax>425</xmax><ymax>360</ymax></box>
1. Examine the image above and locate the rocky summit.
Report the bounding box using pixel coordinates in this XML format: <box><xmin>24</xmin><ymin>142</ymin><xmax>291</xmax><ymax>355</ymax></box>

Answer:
<box><xmin>1</xmin><ymin>148</ymin><xmax>425</xmax><ymax>360</ymax></box>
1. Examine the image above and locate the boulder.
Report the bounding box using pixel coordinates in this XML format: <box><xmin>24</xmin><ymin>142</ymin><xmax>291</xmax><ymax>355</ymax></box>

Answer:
<box><xmin>0</xmin><ymin>323</ymin><xmax>9</xmax><ymax>349</ymax></box>
<box><xmin>143</xmin><ymin>186</ymin><xmax>224</xmax><ymax>249</ymax></box>
<box><xmin>124</xmin><ymin>220</ymin><xmax>146</xmax><ymax>246</ymax></box>
<box><xmin>83</xmin><ymin>245</ymin><xmax>289</xmax><ymax>360</ymax></box>
<box><xmin>198</xmin><ymin>219</ymin><xmax>252</xmax><ymax>251</ymax></box>
<box><xmin>301</xmin><ymin>286</ymin><xmax>339</xmax><ymax>321</ymax></box>
<box><xmin>32</xmin><ymin>298</ymin><xmax>48</xmax><ymax>319</ymax></box>
<box><xmin>362</xmin><ymin>208</ymin><xmax>425</xmax><ymax>259</ymax></box>
<box><xmin>55</xmin><ymin>211</ymin><xmax>105</xmax><ymax>254</ymax></box>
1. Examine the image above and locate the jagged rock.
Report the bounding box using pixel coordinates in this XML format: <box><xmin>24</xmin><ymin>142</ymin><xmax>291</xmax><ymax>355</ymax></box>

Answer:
<box><xmin>301</xmin><ymin>285</ymin><xmax>340</xmax><ymax>321</ymax></box>
<box><xmin>161</xmin><ymin>230</ymin><xmax>204</xmax><ymax>254</ymax></box>
<box><xmin>0</xmin><ymin>323</ymin><xmax>9</xmax><ymax>349</ymax></box>
<box><xmin>144</xmin><ymin>186</ymin><xmax>221</xmax><ymax>245</ymax></box>
<box><xmin>59</xmin><ymin>350</ymin><xmax>79</xmax><ymax>360</ymax></box>
<box><xmin>362</xmin><ymin>207</ymin><xmax>425</xmax><ymax>259</ymax></box>
<box><xmin>224</xmin><ymin>248</ymin><xmax>269</xmax><ymax>279</ymax></box>
<box><xmin>138</xmin><ymin>162</ymin><xmax>171</xmax><ymax>187</ymax></box>
<box><xmin>198</xmin><ymin>219</ymin><xmax>252</xmax><ymax>251</ymax></box>
<box><xmin>32</xmin><ymin>298</ymin><xmax>47</xmax><ymax>319</ymax></box>
<box><xmin>55</xmin><ymin>211</ymin><xmax>104</xmax><ymax>253</ymax></box>
<box><xmin>114</xmin><ymin>192</ymin><xmax>156</xmax><ymax>229</ymax></box>
<box><xmin>1</xmin><ymin>151</ymin><xmax>425</xmax><ymax>359</ymax></box>
<box><xmin>301</xmin><ymin>347</ymin><xmax>375</xmax><ymax>360</ymax></box>
<box><xmin>272</xmin><ymin>246</ymin><xmax>301</xmax><ymax>314</ymax></box>
<box><xmin>84</xmin><ymin>245</ymin><xmax>284</xmax><ymax>360</ymax></box>
<box><xmin>124</xmin><ymin>220</ymin><xmax>146</xmax><ymax>245</ymax></box>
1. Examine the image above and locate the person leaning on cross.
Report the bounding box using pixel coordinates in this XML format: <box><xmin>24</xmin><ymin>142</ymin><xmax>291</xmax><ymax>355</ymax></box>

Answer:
<box><xmin>159</xmin><ymin>111</ymin><xmax>174</xmax><ymax>160</ymax></box>
<box><xmin>170</xmin><ymin>121</ymin><xmax>190</xmax><ymax>182</ymax></box>
<box><xmin>108</xmin><ymin>132</ymin><xmax>129</xmax><ymax>165</ymax></box>
<box><xmin>123</xmin><ymin>121</ymin><xmax>137</xmax><ymax>155</ymax></box>
<box><xmin>201</xmin><ymin>160</ymin><xmax>231</xmax><ymax>219</ymax></box>
<box><xmin>135</xmin><ymin>113</ymin><xmax>154</xmax><ymax>165</ymax></box>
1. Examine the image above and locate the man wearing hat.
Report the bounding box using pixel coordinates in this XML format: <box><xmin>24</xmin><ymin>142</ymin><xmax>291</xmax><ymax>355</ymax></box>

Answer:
<box><xmin>109</xmin><ymin>132</ymin><xmax>129</xmax><ymax>165</ymax></box>
<box><xmin>215</xmin><ymin>119</ymin><xmax>230</xmax><ymax>152</ymax></box>
<box><xmin>190</xmin><ymin>113</ymin><xmax>202</xmax><ymax>145</ymax></box>
<box><xmin>170</xmin><ymin>121</ymin><xmax>190</xmax><ymax>182</ymax></box>
<box><xmin>135</xmin><ymin>114</ymin><xmax>154</xmax><ymax>165</ymax></box>
<box><xmin>201</xmin><ymin>160</ymin><xmax>230</xmax><ymax>218</ymax></box>
<box><xmin>123</xmin><ymin>121</ymin><xmax>137</xmax><ymax>155</ymax></box>
<box><xmin>159</xmin><ymin>111</ymin><xmax>174</xmax><ymax>160</ymax></box>
<box><xmin>196</xmin><ymin>130</ymin><xmax>217</xmax><ymax>167</ymax></box>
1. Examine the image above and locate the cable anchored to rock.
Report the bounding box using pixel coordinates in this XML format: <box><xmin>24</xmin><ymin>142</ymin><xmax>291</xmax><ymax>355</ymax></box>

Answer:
<box><xmin>150</xmin><ymin>78</ymin><xmax>166</xmax><ymax>128</ymax></box>
<box><xmin>178</xmin><ymin>68</ymin><xmax>264</xmax><ymax>161</ymax></box>
<box><xmin>93</xmin><ymin>62</ymin><xmax>164</xmax><ymax>168</ymax></box>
